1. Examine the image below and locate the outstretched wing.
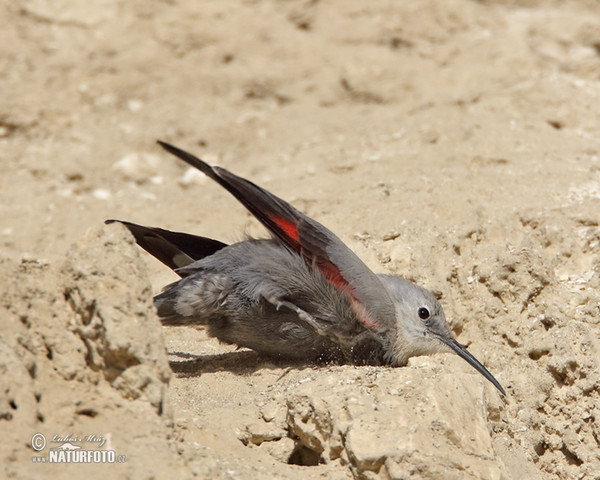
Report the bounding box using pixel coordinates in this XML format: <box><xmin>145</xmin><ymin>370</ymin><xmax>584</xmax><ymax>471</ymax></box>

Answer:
<box><xmin>106</xmin><ymin>219</ymin><xmax>227</xmax><ymax>274</ymax></box>
<box><xmin>157</xmin><ymin>141</ymin><xmax>396</xmax><ymax>333</ymax></box>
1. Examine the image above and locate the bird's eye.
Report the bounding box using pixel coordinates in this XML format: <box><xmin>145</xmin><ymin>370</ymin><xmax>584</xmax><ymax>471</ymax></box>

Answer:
<box><xmin>418</xmin><ymin>307</ymin><xmax>430</xmax><ymax>320</ymax></box>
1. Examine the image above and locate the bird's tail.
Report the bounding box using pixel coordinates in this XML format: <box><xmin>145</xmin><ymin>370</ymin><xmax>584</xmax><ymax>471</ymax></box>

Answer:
<box><xmin>105</xmin><ymin>219</ymin><xmax>227</xmax><ymax>274</ymax></box>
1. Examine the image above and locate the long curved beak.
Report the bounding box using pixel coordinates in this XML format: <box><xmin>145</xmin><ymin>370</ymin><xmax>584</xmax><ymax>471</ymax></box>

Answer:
<box><xmin>437</xmin><ymin>336</ymin><xmax>506</xmax><ymax>396</ymax></box>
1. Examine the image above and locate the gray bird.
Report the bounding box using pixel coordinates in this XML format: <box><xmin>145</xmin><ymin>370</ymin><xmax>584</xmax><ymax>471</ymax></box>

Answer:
<box><xmin>107</xmin><ymin>141</ymin><xmax>505</xmax><ymax>395</ymax></box>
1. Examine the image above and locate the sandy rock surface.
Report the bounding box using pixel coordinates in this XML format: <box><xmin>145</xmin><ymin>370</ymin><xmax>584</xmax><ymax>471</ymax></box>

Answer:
<box><xmin>1</xmin><ymin>1</ymin><xmax>599</xmax><ymax>479</ymax></box>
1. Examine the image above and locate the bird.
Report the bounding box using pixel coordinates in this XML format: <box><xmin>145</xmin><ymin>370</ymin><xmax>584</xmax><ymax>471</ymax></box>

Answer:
<box><xmin>106</xmin><ymin>140</ymin><xmax>505</xmax><ymax>395</ymax></box>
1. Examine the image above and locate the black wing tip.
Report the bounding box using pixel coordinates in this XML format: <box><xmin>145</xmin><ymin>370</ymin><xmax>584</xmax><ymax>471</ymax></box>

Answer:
<box><xmin>156</xmin><ymin>139</ymin><xmax>215</xmax><ymax>177</ymax></box>
<box><xmin>105</xmin><ymin>219</ymin><xmax>119</xmax><ymax>225</ymax></box>
<box><xmin>156</xmin><ymin>139</ymin><xmax>172</xmax><ymax>150</ymax></box>
<box><xmin>156</xmin><ymin>139</ymin><xmax>188</xmax><ymax>159</ymax></box>
<box><xmin>156</xmin><ymin>140</ymin><xmax>184</xmax><ymax>159</ymax></box>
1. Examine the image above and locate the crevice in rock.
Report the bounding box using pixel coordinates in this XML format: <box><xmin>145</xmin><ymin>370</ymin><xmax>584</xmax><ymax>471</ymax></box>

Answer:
<box><xmin>287</xmin><ymin>442</ymin><xmax>322</xmax><ymax>466</ymax></box>
<box><xmin>560</xmin><ymin>446</ymin><xmax>583</xmax><ymax>466</ymax></box>
<box><xmin>534</xmin><ymin>441</ymin><xmax>548</xmax><ymax>458</ymax></box>
<box><xmin>528</xmin><ymin>347</ymin><xmax>550</xmax><ymax>360</ymax></box>
<box><xmin>502</xmin><ymin>334</ymin><xmax>519</xmax><ymax>349</ymax></box>
<box><xmin>77</xmin><ymin>408</ymin><xmax>98</xmax><ymax>418</ymax></box>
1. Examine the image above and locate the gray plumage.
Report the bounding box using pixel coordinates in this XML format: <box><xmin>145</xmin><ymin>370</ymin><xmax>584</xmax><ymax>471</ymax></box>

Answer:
<box><xmin>156</xmin><ymin>239</ymin><xmax>387</xmax><ymax>365</ymax></box>
<box><xmin>106</xmin><ymin>141</ymin><xmax>505</xmax><ymax>395</ymax></box>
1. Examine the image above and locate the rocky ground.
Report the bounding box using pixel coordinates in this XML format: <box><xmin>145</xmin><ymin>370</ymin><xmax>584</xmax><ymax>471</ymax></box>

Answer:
<box><xmin>1</xmin><ymin>1</ymin><xmax>599</xmax><ymax>479</ymax></box>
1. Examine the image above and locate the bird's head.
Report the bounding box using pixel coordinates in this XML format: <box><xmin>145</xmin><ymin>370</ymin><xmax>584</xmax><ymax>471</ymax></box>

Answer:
<box><xmin>378</xmin><ymin>274</ymin><xmax>505</xmax><ymax>395</ymax></box>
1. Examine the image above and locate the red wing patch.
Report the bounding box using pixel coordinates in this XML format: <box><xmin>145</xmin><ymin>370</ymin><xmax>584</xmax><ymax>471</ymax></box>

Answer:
<box><xmin>315</xmin><ymin>259</ymin><xmax>348</xmax><ymax>291</ymax></box>
<box><xmin>267</xmin><ymin>213</ymin><xmax>300</xmax><ymax>243</ymax></box>
<box><xmin>267</xmin><ymin>211</ymin><xmax>348</xmax><ymax>290</ymax></box>
<box><xmin>349</xmin><ymin>298</ymin><xmax>379</xmax><ymax>331</ymax></box>
<box><xmin>316</xmin><ymin>259</ymin><xmax>379</xmax><ymax>331</ymax></box>
<box><xmin>266</xmin><ymin>214</ymin><xmax>379</xmax><ymax>332</ymax></box>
